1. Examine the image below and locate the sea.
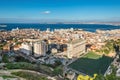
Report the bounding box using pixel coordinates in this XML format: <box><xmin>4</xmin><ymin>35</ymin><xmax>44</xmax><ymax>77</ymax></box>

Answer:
<box><xmin>0</xmin><ymin>23</ymin><xmax>120</xmax><ymax>32</ymax></box>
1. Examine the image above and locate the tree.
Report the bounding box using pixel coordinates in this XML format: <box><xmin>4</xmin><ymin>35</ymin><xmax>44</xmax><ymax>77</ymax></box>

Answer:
<box><xmin>53</xmin><ymin>66</ymin><xmax>63</xmax><ymax>75</ymax></box>
<box><xmin>94</xmin><ymin>74</ymin><xmax>105</xmax><ymax>80</ymax></box>
<box><xmin>2</xmin><ymin>54</ymin><xmax>9</xmax><ymax>63</ymax></box>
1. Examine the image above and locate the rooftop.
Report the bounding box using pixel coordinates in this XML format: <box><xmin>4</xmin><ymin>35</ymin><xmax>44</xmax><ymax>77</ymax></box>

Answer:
<box><xmin>68</xmin><ymin>39</ymin><xmax>84</xmax><ymax>44</ymax></box>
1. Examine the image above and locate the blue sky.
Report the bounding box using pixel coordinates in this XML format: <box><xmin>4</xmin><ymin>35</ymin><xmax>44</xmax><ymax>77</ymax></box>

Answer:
<box><xmin>0</xmin><ymin>0</ymin><xmax>120</xmax><ymax>23</ymax></box>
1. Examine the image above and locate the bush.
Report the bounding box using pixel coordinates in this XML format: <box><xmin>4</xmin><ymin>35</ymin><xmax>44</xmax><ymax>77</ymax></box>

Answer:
<box><xmin>1</xmin><ymin>75</ymin><xmax>16</xmax><ymax>79</ymax></box>
<box><xmin>6</xmin><ymin>62</ymin><xmax>37</xmax><ymax>70</ymax></box>
<box><xmin>53</xmin><ymin>66</ymin><xmax>63</xmax><ymax>75</ymax></box>
<box><xmin>12</xmin><ymin>71</ymin><xmax>48</xmax><ymax>80</ymax></box>
<box><xmin>2</xmin><ymin>54</ymin><xmax>9</xmax><ymax>63</ymax></box>
<box><xmin>6</xmin><ymin>62</ymin><xmax>54</xmax><ymax>76</ymax></box>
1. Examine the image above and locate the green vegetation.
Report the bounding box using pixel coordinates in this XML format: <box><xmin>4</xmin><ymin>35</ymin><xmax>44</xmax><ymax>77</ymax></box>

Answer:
<box><xmin>16</xmin><ymin>42</ymin><xmax>22</xmax><ymax>45</ymax></box>
<box><xmin>0</xmin><ymin>47</ymin><xmax>2</xmax><ymax>50</ymax></box>
<box><xmin>2</xmin><ymin>54</ymin><xmax>9</xmax><ymax>63</ymax></box>
<box><xmin>13</xmin><ymin>38</ymin><xmax>18</xmax><ymax>42</ymax></box>
<box><xmin>53</xmin><ymin>65</ymin><xmax>63</xmax><ymax>75</ymax></box>
<box><xmin>6</xmin><ymin>62</ymin><xmax>36</xmax><ymax>70</ymax></box>
<box><xmin>69</xmin><ymin>51</ymin><xmax>113</xmax><ymax>76</ymax></box>
<box><xmin>42</xmin><ymin>60</ymin><xmax>63</xmax><ymax>76</ymax></box>
<box><xmin>83</xmin><ymin>51</ymin><xmax>101</xmax><ymax>59</ymax></box>
<box><xmin>96</xmin><ymin>39</ymin><xmax>120</xmax><ymax>54</ymax></box>
<box><xmin>43</xmin><ymin>60</ymin><xmax>62</xmax><ymax>68</ymax></box>
<box><xmin>0</xmin><ymin>42</ymin><xmax>7</xmax><ymax>50</ymax></box>
<box><xmin>1</xmin><ymin>42</ymin><xmax>7</xmax><ymax>46</ymax></box>
<box><xmin>6</xmin><ymin>62</ymin><xmax>54</xmax><ymax>76</ymax></box>
<box><xmin>0</xmin><ymin>41</ymin><xmax>7</xmax><ymax>49</ymax></box>
<box><xmin>0</xmin><ymin>75</ymin><xmax>16</xmax><ymax>79</ymax></box>
<box><xmin>12</xmin><ymin>71</ymin><xmax>48</xmax><ymax>80</ymax></box>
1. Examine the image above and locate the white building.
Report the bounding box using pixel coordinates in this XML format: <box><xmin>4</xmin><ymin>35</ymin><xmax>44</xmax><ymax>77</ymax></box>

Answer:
<box><xmin>55</xmin><ymin>39</ymin><xmax>86</xmax><ymax>58</ymax></box>
<box><xmin>51</xmin><ymin>48</ymin><xmax>58</xmax><ymax>54</ymax></box>
<box><xmin>34</xmin><ymin>41</ymin><xmax>47</xmax><ymax>57</ymax></box>
<box><xmin>20</xmin><ymin>42</ymin><xmax>32</xmax><ymax>55</ymax></box>
<box><xmin>46</xmin><ymin>28</ymin><xmax>50</xmax><ymax>32</ymax></box>
<box><xmin>67</xmin><ymin>39</ymin><xmax>86</xmax><ymax>58</ymax></box>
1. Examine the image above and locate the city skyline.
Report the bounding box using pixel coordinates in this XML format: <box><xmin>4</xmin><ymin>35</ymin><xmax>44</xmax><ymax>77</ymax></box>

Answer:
<box><xmin>0</xmin><ymin>0</ymin><xmax>120</xmax><ymax>23</ymax></box>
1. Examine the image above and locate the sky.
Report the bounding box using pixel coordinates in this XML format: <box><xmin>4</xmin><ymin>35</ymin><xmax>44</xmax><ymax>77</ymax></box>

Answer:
<box><xmin>0</xmin><ymin>0</ymin><xmax>120</xmax><ymax>23</ymax></box>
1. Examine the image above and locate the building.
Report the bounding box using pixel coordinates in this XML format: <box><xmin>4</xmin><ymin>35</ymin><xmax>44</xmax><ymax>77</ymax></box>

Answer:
<box><xmin>51</xmin><ymin>48</ymin><xmax>58</xmax><ymax>54</ymax></box>
<box><xmin>67</xmin><ymin>39</ymin><xmax>86</xmax><ymax>58</ymax></box>
<box><xmin>34</xmin><ymin>41</ymin><xmax>47</xmax><ymax>57</ymax></box>
<box><xmin>20</xmin><ymin>42</ymin><xmax>32</xmax><ymax>55</ymax></box>
<box><xmin>55</xmin><ymin>39</ymin><xmax>86</xmax><ymax>58</ymax></box>
<box><xmin>66</xmin><ymin>71</ymin><xmax>76</xmax><ymax>80</ymax></box>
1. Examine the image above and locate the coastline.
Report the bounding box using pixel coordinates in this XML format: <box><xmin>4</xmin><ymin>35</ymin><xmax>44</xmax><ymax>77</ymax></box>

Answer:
<box><xmin>0</xmin><ymin>23</ymin><xmax>119</xmax><ymax>32</ymax></box>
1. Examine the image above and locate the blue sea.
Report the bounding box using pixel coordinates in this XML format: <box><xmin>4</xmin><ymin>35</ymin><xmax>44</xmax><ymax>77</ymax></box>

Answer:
<box><xmin>0</xmin><ymin>23</ymin><xmax>120</xmax><ymax>32</ymax></box>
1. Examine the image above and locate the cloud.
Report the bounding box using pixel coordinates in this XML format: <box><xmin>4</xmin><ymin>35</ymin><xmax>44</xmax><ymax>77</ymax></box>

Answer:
<box><xmin>42</xmin><ymin>11</ymin><xmax>51</xmax><ymax>14</ymax></box>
